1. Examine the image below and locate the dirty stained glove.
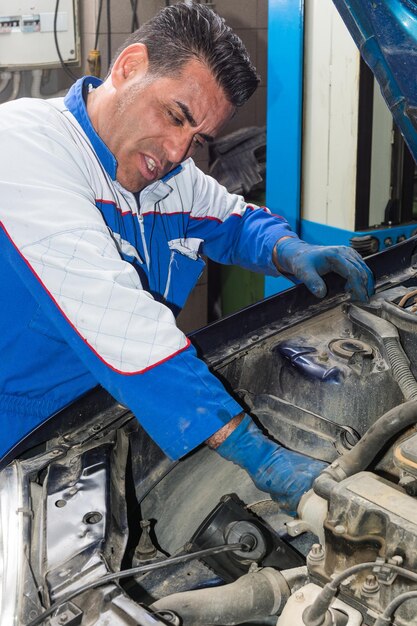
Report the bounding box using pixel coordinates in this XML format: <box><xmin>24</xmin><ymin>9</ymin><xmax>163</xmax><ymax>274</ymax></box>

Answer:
<box><xmin>216</xmin><ymin>414</ymin><xmax>327</xmax><ymax>516</ymax></box>
<box><xmin>274</xmin><ymin>237</ymin><xmax>374</xmax><ymax>301</ymax></box>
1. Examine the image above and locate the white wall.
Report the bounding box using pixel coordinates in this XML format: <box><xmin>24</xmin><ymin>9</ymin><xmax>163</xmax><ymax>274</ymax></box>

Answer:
<box><xmin>302</xmin><ymin>0</ymin><xmax>360</xmax><ymax>231</ymax></box>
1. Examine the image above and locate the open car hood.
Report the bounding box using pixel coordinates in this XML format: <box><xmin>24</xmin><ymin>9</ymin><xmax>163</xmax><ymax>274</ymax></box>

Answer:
<box><xmin>333</xmin><ymin>0</ymin><xmax>417</xmax><ymax>161</ymax></box>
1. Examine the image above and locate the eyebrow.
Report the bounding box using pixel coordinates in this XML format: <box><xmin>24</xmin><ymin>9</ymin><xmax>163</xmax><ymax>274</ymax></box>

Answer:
<box><xmin>174</xmin><ymin>100</ymin><xmax>214</xmax><ymax>143</ymax></box>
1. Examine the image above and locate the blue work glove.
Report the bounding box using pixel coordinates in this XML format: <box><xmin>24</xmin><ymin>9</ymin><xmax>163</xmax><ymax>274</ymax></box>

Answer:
<box><xmin>216</xmin><ymin>414</ymin><xmax>327</xmax><ymax>516</ymax></box>
<box><xmin>274</xmin><ymin>237</ymin><xmax>374</xmax><ymax>301</ymax></box>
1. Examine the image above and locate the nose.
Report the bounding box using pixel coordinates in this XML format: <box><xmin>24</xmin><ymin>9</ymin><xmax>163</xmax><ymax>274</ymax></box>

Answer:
<box><xmin>163</xmin><ymin>128</ymin><xmax>195</xmax><ymax>165</ymax></box>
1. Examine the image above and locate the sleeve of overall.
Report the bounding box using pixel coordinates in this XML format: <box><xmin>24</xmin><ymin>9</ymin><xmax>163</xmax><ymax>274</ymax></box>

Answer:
<box><xmin>185</xmin><ymin>162</ymin><xmax>297</xmax><ymax>274</ymax></box>
<box><xmin>0</xmin><ymin>102</ymin><xmax>242</xmax><ymax>460</ymax></box>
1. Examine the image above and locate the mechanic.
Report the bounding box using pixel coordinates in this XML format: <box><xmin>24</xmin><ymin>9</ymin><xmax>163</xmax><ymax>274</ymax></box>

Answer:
<box><xmin>0</xmin><ymin>2</ymin><xmax>373</xmax><ymax>515</ymax></box>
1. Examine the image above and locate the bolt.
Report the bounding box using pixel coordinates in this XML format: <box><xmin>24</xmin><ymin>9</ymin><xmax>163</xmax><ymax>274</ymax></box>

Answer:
<box><xmin>308</xmin><ymin>543</ymin><xmax>325</xmax><ymax>561</ymax></box>
<box><xmin>318</xmin><ymin>352</ymin><xmax>329</xmax><ymax>362</ymax></box>
<box><xmin>154</xmin><ymin>610</ymin><xmax>180</xmax><ymax>624</ymax></box>
<box><xmin>67</xmin><ymin>487</ymin><xmax>78</xmax><ymax>496</ymax></box>
<box><xmin>295</xmin><ymin>591</ymin><xmax>304</xmax><ymax>602</ymax></box>
<box><xmin>58</xmin><ymin>569</ymin><xmax>71</xmax><ymax>578</ymax></box>
<box><xmin>250</xmin><ymin>335</ymin><xmax>259</xmax><ymax>342</ymax></box>
<box><xmin>240</xmin><ymin>533</ymin><xmax>257</xmax><ymax>552</ymax></box>
<box><xmin>334</xmin><ymin>524</ymin><xmax>346</xmax><ymax>535</ymax></box>
<box><xmin>51</xmin><ymin>449</ymin><xmax>61</xmax><ymax>456</ymax></box>
<box><xmin>362</xmin><ymin>574</ymin><xmax>380</xmax><ymax>594</ymax></box>
<box><xmin>390</xmin><ymin>555</ymin><xmax>404</xmax><ymax>566</ymax></box>
<box><xmin>58</xmin><ymin>614</ymin><xmax>69</xmax><ymax>624</ymax></box>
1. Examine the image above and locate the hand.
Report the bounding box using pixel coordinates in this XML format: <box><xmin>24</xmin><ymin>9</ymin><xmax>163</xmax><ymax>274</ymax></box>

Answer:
<box><xmin>274</xmin><ymin>237</ymin><xmax>374</xmax><ymax>301</ymax></box>
<box><xmin>215</xmin><ymin>414</ymin><xmax>327</xmax><ymax>516</ymax></box>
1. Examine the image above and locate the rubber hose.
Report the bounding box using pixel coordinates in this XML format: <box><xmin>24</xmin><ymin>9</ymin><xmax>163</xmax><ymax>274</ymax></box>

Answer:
<box><xmin>314</xmin><ymin>399</ymin><xmax>417</xmax><ymax>498</ymax></box>
<box><xmin>347</xmin><ymin>304</ymin><xmax>417</xmax><ymax>400</ymax></box>
<box><xmin>384</xmin><ymin>337</ymin><xmax>417</xmax><ymax>400</ymax></box>
<box><xmin>150</xmin><ymin>568</ymin><xmax>289</xmax><ymax>626</ymax></box>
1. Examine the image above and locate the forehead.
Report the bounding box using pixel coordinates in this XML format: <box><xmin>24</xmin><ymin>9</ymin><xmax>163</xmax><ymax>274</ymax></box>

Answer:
<box><xmin>149</xmin><ymin>59</ymin><xmax>235</xmax><ymax>132</ymax></box>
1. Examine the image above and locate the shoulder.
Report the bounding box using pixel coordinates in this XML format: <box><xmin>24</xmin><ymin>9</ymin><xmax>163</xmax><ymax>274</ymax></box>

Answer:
<box><xmin>0</xmin><ymin>96</ymin><xmax>65</xmax><ymax>129</ymax></box>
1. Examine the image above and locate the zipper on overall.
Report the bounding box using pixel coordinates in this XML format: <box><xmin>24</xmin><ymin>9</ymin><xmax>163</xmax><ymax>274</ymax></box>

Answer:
<box><xmin>138</xmin><ymin>214</ymin><xmax>150</xmax><ymax>269</ymax></box>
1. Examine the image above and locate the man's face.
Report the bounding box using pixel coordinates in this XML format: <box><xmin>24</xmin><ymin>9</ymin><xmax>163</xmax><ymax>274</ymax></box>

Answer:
<box><xmin>96</xmin><ymin>53</ymin><xmax>235</xmax><ymax>193</ymax></box>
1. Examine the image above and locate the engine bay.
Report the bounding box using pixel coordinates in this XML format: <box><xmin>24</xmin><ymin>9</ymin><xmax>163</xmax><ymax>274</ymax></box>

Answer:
<box><xmin>3</xmin><ymin>240</ymin><xmax>417</xmax><ymax>625</ymax></box>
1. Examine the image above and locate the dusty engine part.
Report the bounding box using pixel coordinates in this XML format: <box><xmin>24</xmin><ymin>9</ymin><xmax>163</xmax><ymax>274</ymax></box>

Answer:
<box><xmin>289</xmin><ymin>491</ymin><xmax>328</xmax><ymax>545</ymax></box>
<box><xmin>394</xmin><ymin>432</ymin><xmax>417</xmax><ymax>480</ymax></box>
<box><xmin>150</xmin><ymin>567</ymin><xmax>289</xmax><ymax>626</ymax></box>
<box><xmin>314</xmin><ymin>399</ymin><xmax>417</xmax><ymax>490</ymax></box>
<box><xmin>9</xmin><ymin>239</ymin><xmax>417</xmax><ymax>626</ymax></box>
<box><xmin>276</xmin><ymin>583</ymin><xmax>362</xmax><ymax>626</ymax></box>
<box><xmin>244</xmin><ymin>392</ymin><xmax>360</xmax><ymax>463</ymax></box>
<box><xmin>347</xmin><ymin>304</ymin><xmax>417</xmax><ymax>401</ymax></box>
<box><xmin>309</xmin><ymin>471</ymin><xmax>417</xmax><ymax>625</ymax></box>
<box><xmin>189</xmin><ymin>492</ymin><xmax>304</xmax><ymax>582</ymax></box>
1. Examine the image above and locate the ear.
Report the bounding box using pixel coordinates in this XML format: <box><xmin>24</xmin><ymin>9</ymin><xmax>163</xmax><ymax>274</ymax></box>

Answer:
<box><xmin>111</xmin><ymin>43</ymin><xmax>150</xmax><ymax>88</ymax></box>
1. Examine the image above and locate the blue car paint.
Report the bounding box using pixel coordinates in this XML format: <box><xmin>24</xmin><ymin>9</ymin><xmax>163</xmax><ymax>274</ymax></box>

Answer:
<box><xmin>333</xmin><ymin>0</ymin><xmax>417</xmax><ymax>165</ymax></box>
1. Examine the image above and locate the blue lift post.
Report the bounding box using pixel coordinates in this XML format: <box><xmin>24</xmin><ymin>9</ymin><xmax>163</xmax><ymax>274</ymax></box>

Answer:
<box><xmin>265</xmin><ymin>0</ymin><xmax>304</xmax><ymax>297</ymax></box>
<box><xmin>266</xmin><ymin>0</ymin><xmax>417</xmax><ymax>299</ymax></box>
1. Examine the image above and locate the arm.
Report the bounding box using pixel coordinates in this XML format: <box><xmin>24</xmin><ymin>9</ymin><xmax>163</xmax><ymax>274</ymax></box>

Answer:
<box><xmin>0</xmin><ymin>101</ymin><xmax>242</xmax><ymax>460</ymax></box>
<box><xmin>208</xmin><ymin>412</ymin><xmax>327</xmax><ymax>516</ymax></box>
<box><xmin>185</xmin><ymin>163</ymin><xmax>297</xmax><ymax>275</ymax></box>
<box><xmin>186</xmin><ymin>163</ymin><xmax>374</xmax><ymax>300</ymax></box>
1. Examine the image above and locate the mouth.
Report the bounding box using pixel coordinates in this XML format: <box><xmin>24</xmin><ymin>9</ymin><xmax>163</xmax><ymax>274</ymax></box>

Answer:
<box><xmin>140</xmin><ymin>153</ymin><xmax>161</xmax><ymax>181</ymax></box>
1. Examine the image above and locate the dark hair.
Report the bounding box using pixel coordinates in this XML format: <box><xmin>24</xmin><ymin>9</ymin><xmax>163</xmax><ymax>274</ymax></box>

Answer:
<box><xmin>110</xmin><ymin>2</ymin><xmax>260</xmax><ymax>107</ymax></box>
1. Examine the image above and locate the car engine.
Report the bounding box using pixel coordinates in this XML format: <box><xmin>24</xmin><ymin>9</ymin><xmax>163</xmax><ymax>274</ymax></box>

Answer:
<box><xmin>2</xmin><ymin>239</ymin><xmax>417</xmax><ymax>626</ymax></box>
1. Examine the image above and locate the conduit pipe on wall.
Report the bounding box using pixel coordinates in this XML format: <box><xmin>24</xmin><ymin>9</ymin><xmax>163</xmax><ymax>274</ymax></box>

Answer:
<box><xmin>31</xmin><ymin>69</ymin><xmax>68</xmax><ymax>99</ymax></box>
<box><xmin>7</xmin><ymin>72</ymin><xmax>21</xmax><ymax>101</ymax></box>
<box><xmin>0</xmin><ymin>71</ymin><xmax>12</xmax><ymax>96</ymax></box>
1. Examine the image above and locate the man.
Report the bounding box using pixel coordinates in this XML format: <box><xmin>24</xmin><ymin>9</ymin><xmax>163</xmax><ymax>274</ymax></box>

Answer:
<box><xmin>0</xmin><ymin>3</ymin><xmax>373</xmax><ymax>514</ymax></box>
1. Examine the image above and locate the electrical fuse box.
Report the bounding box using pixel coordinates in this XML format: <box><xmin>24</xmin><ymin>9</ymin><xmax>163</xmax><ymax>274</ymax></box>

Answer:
<box><xmin>0</xmin><ymin>1</ymin><xmax>79</xmax><ymax>69</ymax></box>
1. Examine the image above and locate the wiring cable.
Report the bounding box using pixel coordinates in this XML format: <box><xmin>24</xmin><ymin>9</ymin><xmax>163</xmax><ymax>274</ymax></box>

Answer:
<box><xmin>94</xmin><ymin>0</ymin><xmax>105</xmax><ymax>50</ymax></box>
<box><xmin>106</xmin><ymin>0</ymin><xmax>112</xmax><ymax>69</ymax></box>
<box><xmin>26</xmin><ymin>542</ymin><xmax>244</xmax><ymax>626</ymax></box>
<box><xmin>54</xmin><ymin>0</ymin><xmax>78</xmax><ymax>82</ymax></box>
<box><xmin>130</xmin><ymin>0</ymin><xmax>139</xmax><ymax>32</ymax></box>
<box><xmin>374</xmin><ymin>590</ymin><xmax>417</xmax><ymax>626</ymax></box>
<box><xmin>303</xmin><ymin>560</ymin><xmax>417</xmax><ymax>626</ymax></box>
